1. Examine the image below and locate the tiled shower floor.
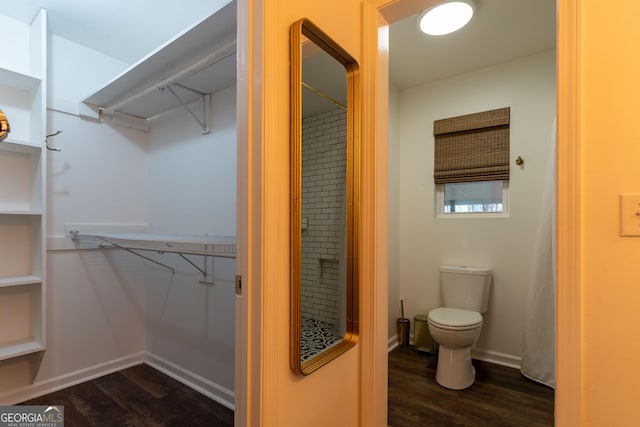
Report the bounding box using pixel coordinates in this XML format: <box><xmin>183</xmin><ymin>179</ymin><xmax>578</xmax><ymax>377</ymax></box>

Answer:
<box><xmin>300</xmin><ymin>317</ymin><xmax>342</xmax><ymax>362</ymax></box>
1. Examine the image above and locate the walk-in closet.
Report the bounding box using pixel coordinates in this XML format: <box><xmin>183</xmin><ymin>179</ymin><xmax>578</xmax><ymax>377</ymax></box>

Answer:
<box><xmin>0</xmin><ymin>0</ymin><xmax>238</xmax><ymax>410</ymax></box>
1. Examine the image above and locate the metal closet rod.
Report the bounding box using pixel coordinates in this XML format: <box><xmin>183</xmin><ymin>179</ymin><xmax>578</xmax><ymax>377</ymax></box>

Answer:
<box><xmin>302</xmin><ymin>81</ymin><xmax>346</xmax><ymax>111</ymax></box>
<box><xmin>102</xmin><ymin>39</ymin><xmax>237</xmax><ymax>114</ymax></box>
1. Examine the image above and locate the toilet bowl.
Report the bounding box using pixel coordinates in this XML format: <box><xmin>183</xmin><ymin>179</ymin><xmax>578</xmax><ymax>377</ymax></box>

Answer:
<box><xmin>428</xmin><ymin>265</ymin><xmax>492</xmax><ymax>389</ymax></box>
<box><xmin>428</xmin><ymin>307</ymin><xmax>483</xmax><ymax>390</ymax></box>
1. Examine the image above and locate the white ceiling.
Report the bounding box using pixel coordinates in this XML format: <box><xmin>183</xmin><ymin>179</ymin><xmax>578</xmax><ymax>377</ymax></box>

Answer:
<box><xmin>0</xmin><ymin>0</ymin><xmax>556</xmax><ymax>90</ymax></box>
<box><xmin>0</xmin><ymin>0</ymin><xmax>227</xmax><ymax>64</ymax></box>
<box><xmin>389</xmin><ymin>0</ymin><xmax>556</xmax><ymax>89</ymax></box>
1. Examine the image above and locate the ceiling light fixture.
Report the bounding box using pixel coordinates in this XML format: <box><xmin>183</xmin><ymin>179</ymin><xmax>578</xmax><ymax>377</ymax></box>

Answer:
<box><xmin>418</xmin><ymin>0</ymin><xmax>475</xmax><ymax>36</ymax></box>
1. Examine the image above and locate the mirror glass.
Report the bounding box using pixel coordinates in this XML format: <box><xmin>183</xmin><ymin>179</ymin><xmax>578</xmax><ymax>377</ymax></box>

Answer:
<box><xmin>290</xmin><ymin>19</ymin><xmax>360</xmax><ymax>375</ymax></box>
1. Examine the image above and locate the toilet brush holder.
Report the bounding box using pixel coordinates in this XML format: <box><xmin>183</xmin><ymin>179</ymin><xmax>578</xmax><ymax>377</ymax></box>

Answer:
<box><xmin>397</xmin><ymin>298</ymin><xmax>410</xmax><ymax>346</ymax></box>
<box><xmin>397</xmin><ymin>317</ymin><xmax>410</xmax><ymax>347</ymax></box>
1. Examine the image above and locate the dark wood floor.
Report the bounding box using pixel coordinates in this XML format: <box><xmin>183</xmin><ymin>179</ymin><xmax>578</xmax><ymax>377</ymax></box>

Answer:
<box><xmin>20</xmin><ymin>364</ymin><xmax>234</xmax><ymax>426</ymax></box>
<box><xmin>388</xmin><ymin>346</ymin><xmax>555</xmax><ymax>427</ymax></box>
<box><xmin>20</xmin><ymin>348</ymin><xmax>553</xmax><ymax>426</ymax></box>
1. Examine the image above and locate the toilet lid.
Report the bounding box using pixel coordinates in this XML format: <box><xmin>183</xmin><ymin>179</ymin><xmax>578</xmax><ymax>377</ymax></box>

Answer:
<box><xmin>428</xmin><ymin>307</ymin><xmax>482</xmax><ymax>330</ymax></box>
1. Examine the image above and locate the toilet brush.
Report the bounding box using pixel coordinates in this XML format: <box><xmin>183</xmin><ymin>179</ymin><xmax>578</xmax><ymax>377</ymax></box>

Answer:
<box><xmin>397</xmin><ymin>299</ymin><xmax>410</xmax><ymax>346</ymax></box>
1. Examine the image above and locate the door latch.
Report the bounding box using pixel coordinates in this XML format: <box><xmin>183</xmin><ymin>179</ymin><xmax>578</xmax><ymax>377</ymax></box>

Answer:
<box><xmin>235</xmin><ymin>274</ymin><xmax>242</xmax><ymax>295</ymax></box>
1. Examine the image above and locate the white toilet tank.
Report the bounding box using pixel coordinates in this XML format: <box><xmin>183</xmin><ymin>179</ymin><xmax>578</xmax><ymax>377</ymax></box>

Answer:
<box><xmin>440</xmin><ymin>265</ymin><xmax>492</xmax><ymax>313</ymax></box>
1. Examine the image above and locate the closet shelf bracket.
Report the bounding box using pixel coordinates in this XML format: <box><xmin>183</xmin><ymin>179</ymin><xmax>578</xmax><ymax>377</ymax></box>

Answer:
<box><xmin>179</xmin><ymin>253</ymin><xmax>205</xmax><ymax>276</ymax></box>
<box><xmin>165</xmin><ymin>83</ymin><xmax>211</xmax><ymax>134</ymax></box>
<box><xmin>100</xmin><ymin>239</ymin><xmax>176</xmax><ymax>274</ymax></box>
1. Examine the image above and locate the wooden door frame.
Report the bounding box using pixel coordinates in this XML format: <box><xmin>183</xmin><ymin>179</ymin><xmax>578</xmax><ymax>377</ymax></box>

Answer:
<box><xmin>234</xmin><ymin>0</ymin><xmax>582</xmax><ymax>425</ymax></box>
<box><xmin>369</xmin><ymin>0</ymin><xmax>582</xmax><ymax>424</ymax></box>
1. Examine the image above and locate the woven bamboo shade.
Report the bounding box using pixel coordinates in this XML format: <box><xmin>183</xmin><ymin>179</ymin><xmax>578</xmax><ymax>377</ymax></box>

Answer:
<box><xmin>434</xmin><ymin>107</ymin><xmax>510</xmax><ymax>184</ymax></box>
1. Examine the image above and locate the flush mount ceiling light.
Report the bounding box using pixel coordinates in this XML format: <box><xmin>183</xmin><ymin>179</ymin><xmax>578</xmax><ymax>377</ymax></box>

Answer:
<box><xmin>418</xmin><ymin>0</ymin><xmax>475</xmax><ymax>36</ymax></box>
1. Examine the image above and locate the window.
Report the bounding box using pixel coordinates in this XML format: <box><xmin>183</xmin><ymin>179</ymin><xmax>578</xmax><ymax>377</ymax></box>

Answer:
<box><xmin>437</xmin><ymin>180</ymin><xmax>508</xmax><ymax>217</ymax></box>
<box><xmin>433</xmin><ymin>107</ymin><xmax>510</xmax><ymax>217</ymax></box>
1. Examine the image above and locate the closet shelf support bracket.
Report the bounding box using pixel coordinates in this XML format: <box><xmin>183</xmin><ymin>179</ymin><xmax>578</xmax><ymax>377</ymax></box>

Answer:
<box><xmin>178</xmin><ymin>253</ymin><xmax>206</xmax><ymax>277</ymax></box>
<box><xmin>70</xmin><ymin>231</ymin><xmax>176</xmax><ymax>274</ymax></box>
<box><xmin>100</xmin><ymin>241</ymin><xmax>176</xmax><ymax>274</ymax></box>
<box><xmin>166</xmin><ymin>83</ymin><xmax>211</xmax><ymax>135</ymax></box>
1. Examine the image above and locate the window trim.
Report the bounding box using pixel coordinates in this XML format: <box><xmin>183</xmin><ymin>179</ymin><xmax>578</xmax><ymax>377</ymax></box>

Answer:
<box><xmin>436</xmin><ymin>180</ymin><xmax>510</xmax><ymax>219</ymax></box>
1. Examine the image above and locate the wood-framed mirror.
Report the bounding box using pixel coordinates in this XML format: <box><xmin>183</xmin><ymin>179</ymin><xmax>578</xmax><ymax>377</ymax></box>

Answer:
<box><xmin>290</xmin><ymin>18</ymin><xmax>360</xmax><ymax>375</ymax></box>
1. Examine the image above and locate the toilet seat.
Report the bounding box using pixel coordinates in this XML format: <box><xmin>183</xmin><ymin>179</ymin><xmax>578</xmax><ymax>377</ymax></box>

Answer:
<box><xmin>428</xmin><ymin>307</ymin><xmax>482</xmax><ymax>331</ymax></box>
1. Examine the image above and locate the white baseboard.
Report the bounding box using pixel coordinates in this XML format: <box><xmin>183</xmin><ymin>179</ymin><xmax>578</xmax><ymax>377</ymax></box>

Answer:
<box><xmin>471</xmin><ymin>347</ymin><xmax>521</xmax><ymax>369</ymax></box>
<box><xmin>388</xmin><ymin>334</ymin><xmax>414</xmax><ymax>352</ymax></box>
<box><xmin>388</xmin><ymin>335</ymin><xmax>522</xmax><ymax>370</ymax></box>
<box><xmin>388</xmin><ymin>334</ymin><xmax>399</xmax><ymax>352</ymax></box>
<box><xmin>145</xmin><ymin>353</ymin><xmax>234</xmax><ymax>411</ymax></box>
<box><xmin>0</xmin><ymin>352</ymin><xmax>145</xmax><ymax>405</ymax></box>
<box><xmin>0</xmin><ymin>352</ymin><xmax>235</xmax><ymax>410</ymax></box>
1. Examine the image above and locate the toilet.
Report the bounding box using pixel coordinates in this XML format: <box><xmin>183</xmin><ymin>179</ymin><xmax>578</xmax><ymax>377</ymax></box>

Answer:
<box><xmin>428</xmin><ymin>265</ymin><xmax>492</xmax><ymax>390</ymax></box>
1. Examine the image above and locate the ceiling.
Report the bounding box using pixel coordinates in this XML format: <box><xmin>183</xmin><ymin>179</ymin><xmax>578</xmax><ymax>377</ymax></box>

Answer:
<box><xmin>0</xmin><ymin>0</ymin><xmax>228</xmax><ymax>64</ymax></box>
<box><xmin>389</xmin><ymin>0</ymin><xmax>556</xmax><ymax>89</ymax></box>
<box><xmin>0</xmin><ymin>0</ymin><xmax>556</xmax><ymax>90</ymax></box>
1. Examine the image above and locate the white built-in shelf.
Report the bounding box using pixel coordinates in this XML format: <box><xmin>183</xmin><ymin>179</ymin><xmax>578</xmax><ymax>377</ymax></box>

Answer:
<box><xmin>0</xmin><ymin>211</ymin><xmax>43</xmax><ymax>216</ymax></box>
<box><xmin>0</xmin><ymin>9</ymin><xmax>47</xmax><ymax>361</ymax></box>
<box><xmin>0</xmin><ymin>340</ymin><xmax>44</xmax><ymax>361</ymax></box>
<box><xmin>82</xmin><ymin>0</ymin><xmax>237</xmax><ymax>120</ymax></box>
<box><xmin>0</xmin><ymin>67</ymin><xmax>41</xmax><ymax>91</ymax></box>
<box><xmin>1</xmin><ymin>138</ymin><xmax>43</xmax><ymax>151</ymax></box>
<box><xmin>0</xmin><ymin>275</ymin><xmax>42</xmax><ymax>289</ymax></box>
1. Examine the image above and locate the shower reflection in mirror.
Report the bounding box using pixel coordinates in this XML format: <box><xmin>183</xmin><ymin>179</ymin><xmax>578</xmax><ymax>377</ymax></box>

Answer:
<box><xmin>301</xmin><ymin>55</ymin><xmax>346</xmax><ymax>363</ymax></box>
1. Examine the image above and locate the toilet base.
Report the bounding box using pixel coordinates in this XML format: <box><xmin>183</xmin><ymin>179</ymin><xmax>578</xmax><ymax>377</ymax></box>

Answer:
<box><xmin>435</xmin><ymin>345</ymin><xmax>476</xmax><ymax>390</ymax></box>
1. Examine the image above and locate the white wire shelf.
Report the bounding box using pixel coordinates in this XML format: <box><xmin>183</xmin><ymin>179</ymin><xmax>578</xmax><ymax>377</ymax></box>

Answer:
<box><xmin>69</xmin><ymin>231</ymin><xmax>235</xmax><ymax>277</ymax></box>
<box><xmin>70</xmin><ymin>232</ymin><xmax>235</xmax><ymax>257</ymax></box>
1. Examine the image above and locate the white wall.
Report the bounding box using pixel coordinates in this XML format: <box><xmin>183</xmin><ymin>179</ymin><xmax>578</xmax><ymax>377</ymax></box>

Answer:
<box><xmin>0</xmin><ymin>14</ymin><xmax>30</xmax><ymax>72</ymax></box>
<box><xmin>388</xmin><ymin>50</ymin><xmax>556</xmax><ymax>365</ymax></box>
<box><xmin>44</xmin><ymin>32</ymin><xmax>151</xmax><ymax>390</ymax></box>
<box><xmin>147</xmin><ymin>86</ymin><xmax>236</xmax><ymax>235</ymax></box>
<box><xmin>145</xmin><ymin>85</ymin><xmax>237</xmax><ymax>405</ymax></box>
<box><xmin>47</xmin><ymin>35</ymin><xmax>129</xmax><ymax>116</ymax></box>
<box><xmin>388</xmin><ymin>84</ymin><xmax>402</xmax><ymax>338</ymax></box>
